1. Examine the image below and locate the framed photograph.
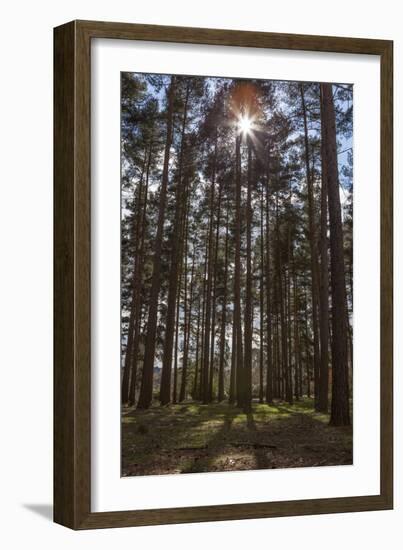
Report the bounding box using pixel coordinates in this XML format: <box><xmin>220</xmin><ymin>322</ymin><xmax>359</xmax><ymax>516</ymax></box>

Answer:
<box><xmin>54</xmin><ymin>20</ymin><xmax>393</xmax><ymax>529</ymax></box>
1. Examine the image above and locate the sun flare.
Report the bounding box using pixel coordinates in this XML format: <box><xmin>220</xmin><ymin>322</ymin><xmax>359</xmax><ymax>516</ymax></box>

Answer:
<box><xmin>238</xmin><ymin>115</ymin><xmax>253</xmax><ymax>134</ymax></box>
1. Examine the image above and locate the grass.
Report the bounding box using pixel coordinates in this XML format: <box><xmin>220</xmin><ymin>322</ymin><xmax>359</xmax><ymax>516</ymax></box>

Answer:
<box><xmin>121</xmin><ymin>398</ymin><xmax>352</xmax><ymax>476</ymax></box>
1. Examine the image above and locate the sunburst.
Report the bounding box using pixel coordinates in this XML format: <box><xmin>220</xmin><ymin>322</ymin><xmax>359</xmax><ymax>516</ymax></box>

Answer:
<box><xmin>238</xmin><ymin>115</ymin><xmax>254</xmax><ymax>135</ymax></box>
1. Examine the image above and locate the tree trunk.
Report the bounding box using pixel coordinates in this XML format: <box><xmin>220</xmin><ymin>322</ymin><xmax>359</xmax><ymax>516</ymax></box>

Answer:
<box><xmin>229</xmin><ymin>274</ymin><xmax>237</xmax><ymax>404</ymax></box>
<box><xmin>193</xmin><ymin>293</ymin><xmax>202</xmax><ymax>398</ymax></box>
<box><xmin>274</xmin><ymin>299</ymin><xmax>280</xmax><ymax>398</ymax></box>
<box><xmin>321</xmin><ymin>83</ymin><xmax>351</xmax><ymax>426</ymax></box>
<box><xmin>121</xmin><ymin>147</ymin><xmax>148</xmax><ymax>403</ymax></box>
<box><xmin>300</xmin><ymin>83</ymin><xmax>321</xmax><ymax>409</ymax></box>
<box><xmin>234</xmin><ymin>134</ymin><xmax>244</xmax><ymax>408</ymax></box>
<box><xmin>127</xmin><ymin>144</ymin><xmax>152</xmax><ymax>405</ymax></box>
<box><xmin>304</xmin><ymin>290</ymin><xmax>311</xmax><ymax>398</ymax></box>
<box><xmin>292</xmin><ymin>264</ymin><xmax>301</xmax><ymax>400</ymax></box>
<box><xmin>243</xmin><ymin>139</ymin><xmax>253</xmax><ymax>413</ymax></box>
<box><xmin>275</xmin><ymin>190</ymin><xmax>288</xmax><ymax>402</ymax></box>
<box><xmin>209</xmin><ymin>177</ymin><xmax>223</xmax><ymax>401</ymax></box>
<box><xmin>173</xmin><ymin>192</ymin><xmax>190</xmax><ymax>402</ymax></box>
<box><xmin>265</xmin><ymin>161</ymin><xmax>273</xmax><ymax>404</ymax></box>
<box><xmin>201</xmin><ymin>130</ymin><xmax>218</xmax><ymax>403</ymax></box>
<box><xmin>218</xmin><ymin>197</ymin><xmax>229</xmax><ymax>402</ymax></box>
<box><xmin>173</xmin><ymin>272</ymin><xmax>181</xmax><ymax>404</ymax></box>
<box><xmin>198</xmin><ymin>233</ymin><xmax>209</xmax><ymax>401</ymax></box>
<box><xmin>137</xmin><ymin>76</ymin><xmax>176</xmax><ymax>409</ymax></box>
<box><xmin>285</xmin><ymin>187</ymin><xmax>294</xmax><ymax>404</ymax></box>
<box><xmin>318</xmin><ymin>88</ymin><xmax>330</xmax><ymax>413</ymax></box>
<box><xmin>159</xmin><ymin>81</ymin><xmax>190</xmax><ymax>405</ymax></box>
<box><xmin>259</xmin><ymin>182</ymin><xmax>265</xmax><ymax>403</ymax></box>
<box><xmin>180</xmin><ymin>226</ymin><xmax>195</xmax><ymax>402</ymax></box>
<box><xmin>282</xmin><ymin>266</ymin><xmax>292</xmax><ymax>403</ymax></box>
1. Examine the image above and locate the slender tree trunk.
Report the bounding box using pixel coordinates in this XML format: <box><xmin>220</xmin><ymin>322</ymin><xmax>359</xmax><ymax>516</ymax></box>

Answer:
<box><xmin>321</xmin><ymin>83</ymin><xmax>351</xmax><ymax>426</ymax></box>
<box><xmin>202</xmin><ymin>130</ymin><xmax>218</xmax><ymax>403</ymax></box>
<box><xmin>193</xmin><ymin>293</ymin><xmax>202</xmax><ymax>398</ymax></box>
<box><xmin>273</xmin><ymin>198</ymin><xmax>280</xmax><ymax>399</ymax></box>
<box><xmin>174</xmin><ymin>192</ymin><xmax>190</xmax><ymax>402</ymax></box>
<box><xmin>282</xmin><ymin>266</ymin><xmax>292</xmax><ymax>403</ymax></box>
<box><xmin>180</xmin><ymin>235</ymin><xmax>195</xmax><ymax>402</ymax></box>
<box><xmin>127</xmin><ymin>145</ymin><xmax>152</xmax><ymax>405</ymax></box>
<box><xmin>179</xmin><ymin>210</ymin><xmax>189</xmax><ymax>402</ymax></box>
<box><xmin>265</xmin><ymin>163</ymin><xmax>273</xmax><ymax>404</ymax></box>
<box><xmin>304</xmin><ymin>291</ymin><xmax>311</xmax><ymax>398</ymax></box>
<box><xmin>275</xmin><ymin>191</ymin><xmax>288</xmax><ymax>402</ymax></box>
<box><xmin>229</xmin><ymin>309</ymin><xmax>237</xmax><ymax>404</ymax></box>
<box><xmin>285</xmin><ymin>187</ymin><xmax>293</xmax><ymax>404</ymax></box>
<box><xmin>292</xmin><ymin>265</ymin><xmax>301</xmax><ymax>400</ymax></box>
<box><xmin>199</xmin><ymin>232</ymin><xmax>209</xmax><ymax>400</ymax></box>
<box><xmin>318</xmin><ymin>88</ymin><xmax>330</xmax><ymax>413</ymax></box>
<box><xmin>218</xmin><ymin>198</ymin><xmax>229</xmax><ymax>402</ymax></box>
<box><xmin>235</xmin><ymin>134</ymin><xmax>244</xmax><ymax>408</ymax></box>
<box><xmin>229</xmin><ymin>176</ymin><xmax>237</xmax><ymax>405</ymax></box>
<box><xmin>274</xmin><ymin>299</ymin><xmax>280</xmax><ymax>398</ymax></box>
<box><xmin>173</xmin><ymin>275</ymin><xmax>181</xmax><ymax>404</ymax></box>
<box><xmin>259</xmin><ymin>189</ymin><xmax>264</xmax><ymax>404</ymax></box>
<box><xmin>272</xmin><ymin>306</ymin><xmax>280</xmax><ymax>397</ymax></box>
<box><xmin>347</xmin><ymin>311</ymin><xmax>353</xmax><ymax>375</ymax></box>
<box><xmin>243</xmin><ymin>139</ymin><xmax>253</xmax><ymax>413</ymax></box>
<box><xmin>300</xmin><ymin>83</ymin><xmax>321</xmax><ymax>409</ymax></box>
<box><xmin>121</xmin><ymin>148</ymin><xmax>148</xmax><ymax>403</ymax></box>
<box><xmin>159</xmin><ymin>81</ymin><xmax>190</xmax><ymax>405</ymax></box>
<box><xmin>137</xmin><ymin>77</ymin><xmax>176</xmax><ymax>409</ymax></box>
<box><xmin>347</xmin><ymin>263</ymin><xmax>353</xmax><ymax>372</ymax></box>
<box><xmin>209</xmin><ymin>177</ymin><xmax>223</xmax><ymax>401</ymax></box>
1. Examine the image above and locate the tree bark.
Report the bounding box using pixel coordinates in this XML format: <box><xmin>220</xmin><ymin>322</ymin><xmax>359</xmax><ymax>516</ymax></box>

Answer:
<box><xmin>275</xmin><ymin>190</ymin><xmax>288</xmax><ymax>402</ymax></box>
<box><xmin>243</xmin><ymin>139</ymin><xmax>253</xmax><ymax>413</ymax></box>
<box><xmin>229</xmin><ymin>289</ymin><xmax>237</xmax><ymax>404</ymax></box>
<box><xmin>300</xmin><ymin>83</ymin><xmax>321</xmax><ymax>409</ymax></box>
<box><xmin>304</xmin><ymin>289</ymin><xmax>312</xmax><ymax>398</ymax></box>
<box><xmin>285</xmin><ymin>187</ymin><xmax>294</xmax><ymax>404</ymax></box>
<box><xmin>180</xmin><ymin>227</ymin><xmax>195</xmax><ymax>402</ymax></box>
<box><xmin>160</xmin><ymin>81</ymin><xmax>190</xmax><ymax>405</ymax></box>
<box><xmin>265</xmin><ymin>161</ymin><xmax>273</xmax><ymax>404</ymax></box>
<box><xmin>173</xmin><ymin>271</ymin><xmax>182</xmax><ymax>404</ymax></box>
<box><xmin>259</xmin><ymin>182</ymin><xmax>265</xmax><ymax>403</ymax></box>
<box><xmin>137</xmin><ymin>76</ymin><xmax>176</xmax><ymax>409</ymax></box>
<box><xmin>234</xmin><ymin>134</ymin><xmax>244</xmax><ymax>408</ymax></box>
<box><xmin>193</xmin><ymin>293</ymin><xmax>202</xmax><ymax>399</ymax></box>
<box><xmin>198</xmin><ymin>232</ymin><xmax>209</xmax><ymax>401</ymax></box>
<box><xmin>321</xmin><ymin>83</ymin><xmax>350</xmax><ymax>426</ymax></box>
<box><xmin>121</xmin><ymin>147</ymin><xmax>148</xmax><ymax>403</ymax></box>
<box><xmin>218</xmin><ymin>197</ymin><xmax>229</xmax><ymax>402</ymax></box>
<box><xmin>127</xmin><ymin>144</ymin><xmax>152</xmax><ymax>405</ymax></box>
<box><xmin>292</xmin><ymin>264</ymin><xmax>301</xmax><ymax>400</ymax></box>
<box><xmin>318</xmin><ymin>87</ymin><xmax>330</xmax><ymax>413</ymax></box>
<box><xmin>201</xmin><ymin>129</ymin><xmax>218</xmax><ymax>403</ymax></box>
<box><xmin>209</xmin><ymin>177</ymin><xmax>223</xmax><ymax>400</ymax></box>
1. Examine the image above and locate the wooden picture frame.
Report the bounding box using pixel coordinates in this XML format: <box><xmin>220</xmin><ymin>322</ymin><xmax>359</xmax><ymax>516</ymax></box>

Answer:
<box><xmin>54</xmin><ymin>20</ymin><xmax>393</xmax><ymax>529</ymax></box>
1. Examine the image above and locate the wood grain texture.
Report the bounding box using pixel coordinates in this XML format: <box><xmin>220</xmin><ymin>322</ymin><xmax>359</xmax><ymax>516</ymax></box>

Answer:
<box><xmin>54</xmin><ymin>20</ymin><xmax>91</xmax><ymax>529</ymax></box>
<box><xmin>54</xmin><ymin>21</ymin><xmax>77</xmax><ymax>528</ymax></box>
<box><xmin>54</xmin><ymin>20</ymin><xmax>393</xmax><ymax>530</ymax></box>
<box><xmin>380</xmin><ymin>41</ymin><xmax>393</xmax><ymax>506</ymax></box>
<box><xmin>74</xmin><ymin>19</ymin><xmax>391</xmax><ymax>54</ymax></box>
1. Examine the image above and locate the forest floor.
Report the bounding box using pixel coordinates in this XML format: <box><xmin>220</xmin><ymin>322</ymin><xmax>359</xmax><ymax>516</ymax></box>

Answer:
<box><xmin>121</xmin><ymin>399</ymin><xmax>352</xmax><ymax>476</ymax></box>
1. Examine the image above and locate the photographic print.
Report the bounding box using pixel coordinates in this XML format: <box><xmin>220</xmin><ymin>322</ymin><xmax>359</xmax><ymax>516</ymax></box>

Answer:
<box><xmin>120</xmin><ymin>72</ymin><xmax>353</xmax><ymax>477</ymax></box>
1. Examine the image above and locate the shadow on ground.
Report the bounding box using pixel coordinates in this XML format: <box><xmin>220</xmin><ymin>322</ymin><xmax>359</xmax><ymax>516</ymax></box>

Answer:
<box><xmin>122</xmin><ymin>398</ymin><xmax>353</xmax><ymax>477</ymax></box>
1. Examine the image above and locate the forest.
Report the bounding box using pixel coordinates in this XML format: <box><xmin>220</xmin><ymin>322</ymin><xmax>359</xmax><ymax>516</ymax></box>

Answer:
<box><xmin>121</xmin><ymin>72</ymin><xmax>353</xmax><ymax>476</ymax></box>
